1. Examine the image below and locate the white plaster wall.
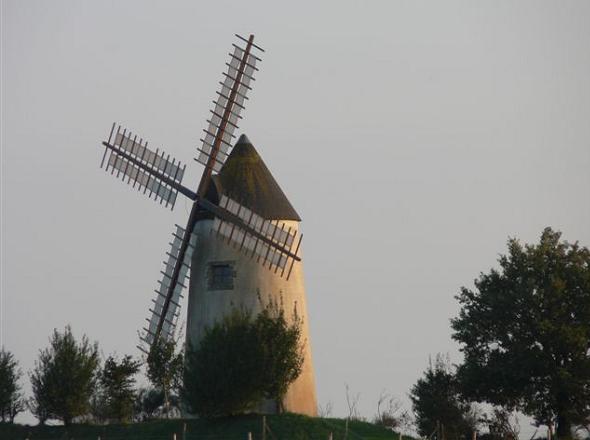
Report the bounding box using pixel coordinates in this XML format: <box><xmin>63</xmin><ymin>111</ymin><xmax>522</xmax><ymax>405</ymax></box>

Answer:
<box><xmin>186</xmin><ymin>218</ymin><xmax>318</xmax><ymax>416</ymax></box>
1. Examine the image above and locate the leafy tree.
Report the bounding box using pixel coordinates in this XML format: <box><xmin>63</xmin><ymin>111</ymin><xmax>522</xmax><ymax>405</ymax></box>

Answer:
<box><xmin>133</xmin><ymin>387</ymin><xmax>166</xmax><ymax>421</ymax></box>
<box><xmin>0</xmin><ymin>348</ymin><xmax>24</xmax><ymax>422</ymax></box>
<box><xmin>29</xmin><ymin>326</ymin><xmax>99</xmax><ymax>425</ymax></box>
<box><xmin>183</xmin><ymin>309</ymin><xmax>265</xmax><ymax>417</ymax></box>
<box><xmin>146</xmin><ymin>336</ymin><xmax>183</xmax><ymax>418</ymax></box>
<box><xmin>451</xmin><ymin>228</ymin><xmax>590</xmax><ymax>438</ymax></box>
<box><xmin>99</xmin><ymin>355</ymin><xmax>141</xmax><ymax>423</ymax></box>
<box><xmin>28</xmin><ymin>382</ymin><xmax>50</xmax><ymax>425</ymax></box>
<box><xmin>410</xmin><ymin>354</ymin><xmax>475</xmax><ymax>440</ymax></box>
<box><xmin>183</xmin><ymin>301</ymin><xmax>304</xmax><ymax>417</ymax></box>
<box><xmin>255</xmin><ymin>301</ymin><xmax>304</xmax><ymax>412</ymax></box>
<box><xmin>88</xmin><ymin>387</ymin><xmax>108</xmax><ymax>424</ymax></box>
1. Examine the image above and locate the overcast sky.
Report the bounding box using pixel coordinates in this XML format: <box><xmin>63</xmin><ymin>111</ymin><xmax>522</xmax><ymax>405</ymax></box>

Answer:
<box><xmin>2</xmin><ymin>0</ymin><xmax>589</xmax><ymax>433</ymax></box>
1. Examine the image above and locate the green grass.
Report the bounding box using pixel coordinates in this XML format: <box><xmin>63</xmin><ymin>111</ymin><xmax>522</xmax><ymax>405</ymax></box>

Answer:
<box><xmin>0</xmin><ymin>414</ymin><xmax>409</xmax><ymax>440</ymax></box>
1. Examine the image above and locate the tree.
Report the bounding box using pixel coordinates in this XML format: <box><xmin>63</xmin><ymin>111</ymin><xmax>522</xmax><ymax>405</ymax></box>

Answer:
<box><xmin>255</xmin><ymin>301</ymin><xmax>304</xmax><ymax>412</ymax></box>
<box><xmin>410</xmin><ymin>354</ymin><xmax>475</xmax><ymax>440</ymax></box>
<box><xmin>133</xmin><ymin>387</ymin><xmax>166</xmax><ymax>421</ymax></box>
<box><xmin>451</xmin><ymin>228</ymin><xmax>590</xmax><ymax>438</ymax></box>
<box><xmin>28</xmin><ymin>379</ymin><xmax>50</xmax><ymax>425</ymax></box>
<box><xmin>483</xmin><ymin>408</ymin><xmax>520</xmax><ymax>440</ymax></box>
<box><xmin>183</xmin><ymin>301</ymin><xmax>304</xmax><ymax>417</ymax></box>
<box><xmin>29</xmin><ymin>326</ymin><xmax>99</xmax><ymax>425</ymax></box>
<box><xmin>183</xmin><ymin>309</ymin><xmax>266</xmax><ymax>417</ymax></box>
<box><xmin>98</xmin><ymin>355</ymin><xmax>141</xmax><ymax>423</ymax></box>
<box><xmin>0</xmin><ymin>348</ymin><xmax>24</xmax><ymax>423</ymax></box>
<box><xmin>146</xmin><ymin>336</ymin><xmax>183</xmax><ymax>418</ymax></box>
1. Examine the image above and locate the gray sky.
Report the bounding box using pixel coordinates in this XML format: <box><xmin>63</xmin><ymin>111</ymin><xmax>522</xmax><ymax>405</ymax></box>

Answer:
<box><xmin>2</xmin><ymin>0</ymin><xmax>589</xmax><ymax>433</ymax></box>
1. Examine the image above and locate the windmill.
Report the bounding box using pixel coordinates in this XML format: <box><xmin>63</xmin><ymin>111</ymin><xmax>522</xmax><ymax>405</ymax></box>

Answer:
<box><xmin>97</xmin><ymin>34</ymin><xmax>317</xmax><ymax>415</ymax></box>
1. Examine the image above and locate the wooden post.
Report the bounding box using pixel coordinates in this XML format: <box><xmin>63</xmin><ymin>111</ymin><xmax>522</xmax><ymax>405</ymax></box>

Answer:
<box><xmin>173</xmin><ymin>433</ymin><xmax>177</xmax><ymax>440</ymax></box>
<box><xmin>399</xmin><ymin>431</ymin><xmax>402</xmax><ymax>440</ymax></box>
<box><xmin>328</xmin><ymin>433</ymin><xmax>333</xmax><ymax>440</ymax></box>
<box><xmin>248</xmin><ymin>432</ymin><xmax>253</xmax><ymax>440</ymax></box>
<box><xmin>472</xmin><ymin>431</ymin><xmax>477</xmax><ymax>440</ymax></box>
<box><xmin>262</xmin><ymin>415</ymin><xmax>267</xmax><ymax>440</ymax></box>
<box><xmin>183</xmin><ymin>422</ymin><xmax>187</xmax><ymax>440</ymax></box>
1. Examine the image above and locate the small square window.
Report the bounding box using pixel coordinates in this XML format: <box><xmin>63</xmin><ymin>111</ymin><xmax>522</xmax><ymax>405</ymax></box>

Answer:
<box><xmin>208</xmin><ymin>262</ymin><xmax>235</xmax><ymax>291</ymax></box>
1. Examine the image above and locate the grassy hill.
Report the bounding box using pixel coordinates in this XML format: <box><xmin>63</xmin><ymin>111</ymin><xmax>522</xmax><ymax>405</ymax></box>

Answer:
<box><xmin>0</xmin><ymin>414</ymin><xmax>408</xmax><ymax>440</ymax></box>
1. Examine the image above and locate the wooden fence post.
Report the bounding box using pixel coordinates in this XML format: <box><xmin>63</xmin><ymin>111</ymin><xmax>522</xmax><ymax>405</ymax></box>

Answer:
<box><xmin>248</xmin><ymin>432</ymin><xmax>253</xmax><ymax>440</ymax></box>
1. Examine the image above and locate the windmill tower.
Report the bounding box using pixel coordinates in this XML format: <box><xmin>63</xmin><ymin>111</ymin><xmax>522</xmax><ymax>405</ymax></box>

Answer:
<box><xmin>96</xmin><ymin>34</ymin><xmax>317</xmax><ymax>416</ymax></box>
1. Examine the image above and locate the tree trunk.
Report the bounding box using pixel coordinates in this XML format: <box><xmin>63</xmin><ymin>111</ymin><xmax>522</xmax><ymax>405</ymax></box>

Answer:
<box><xmin>164</xmin><ymin>388</ymin><xmax>170</xmax><ymax>418</ymax></box>
<box><xmin>555</xmin><ymin>414</ymin><xmax>571</xmax><ymax>439</ymax></box>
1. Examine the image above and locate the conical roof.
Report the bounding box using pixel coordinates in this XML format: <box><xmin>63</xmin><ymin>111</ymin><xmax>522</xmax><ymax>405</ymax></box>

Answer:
<box><xmin>211</xmin><ymin>134</ymin><xmax>301</xmax><ymax>221</ymax></box>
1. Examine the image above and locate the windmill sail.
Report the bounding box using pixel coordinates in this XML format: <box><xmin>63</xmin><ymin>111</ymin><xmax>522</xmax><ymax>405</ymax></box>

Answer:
<box><xmin>101</xmin><ymin>123</ymin><xmax>187</xmax><ymax>209</ymax></box>
<box><xmin>140</xmin><ymin>224</ymin><xmax>197</xmax><ymax>350</ymax></box>
<box><xmin>211</xmin><ymin>194</ymin><xmax>302</xmax><ymax>278</ymax></box>
<box><xmin>196</xmin><ymin>34</ymin><xmax>264</xmax><ymax>173</ymax></box>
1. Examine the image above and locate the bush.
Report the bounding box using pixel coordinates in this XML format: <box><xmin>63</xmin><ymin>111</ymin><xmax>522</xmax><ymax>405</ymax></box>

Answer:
<box><xmin>183</xmin><ymin>301</ymin><xmax>304</xmax><ymax>417</ymax></box>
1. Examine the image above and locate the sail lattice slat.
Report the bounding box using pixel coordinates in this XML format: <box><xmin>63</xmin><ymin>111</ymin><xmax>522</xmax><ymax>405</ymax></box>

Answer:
<box><xmin>140</xmin><ymin>224</ymin><xmax>197</xmax><ymax>349</ymax></box>
<box><xmin>212</xmin><ymin>194</ymin><xmax>302</xmax><ymax>277</ymax></box>
<box><xmin>101</xmin><ymin>124</ymin><xmax>186</xmax><ymax>210</ymax></box>
<box><xmin>195</xmin><ymin>35</ymin><xmax>263</xmax><ymax>173</ymax></box>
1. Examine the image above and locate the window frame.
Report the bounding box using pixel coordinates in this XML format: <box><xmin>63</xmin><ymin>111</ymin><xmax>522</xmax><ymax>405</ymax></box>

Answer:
<box><xmin>207</xmin><ymin>261</ymin><xmax>236</xmax><ymax>291</ymax></box>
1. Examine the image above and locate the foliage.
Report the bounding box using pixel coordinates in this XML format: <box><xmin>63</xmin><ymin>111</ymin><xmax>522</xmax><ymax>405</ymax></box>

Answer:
<box><xmin>410</xmin><ymin>354</ymin><xmax>475</xmax><ymax>440</ymax></box>
<box><xmin>29</xmin><ymin>325</ymin><xmax>99</xmax><ymax>425</ymax></box>
<box><xmin>146</xmin><ymin>336</ymin><xmax>183</xmax><ymax>418</ymax></box>
<box><xmin>183</xmin><ymin>309</ymin><xmax>266</xmax><ymax>417</ymax></box>
<box><xmin>27</xmin><ymin>386</ymin><xmax>50</xmax><ymax>425</ymax></box>
<box><xmin>98</xmin><ymin>355</ymin><xmax>141</xmax><ymax>423</ymax></box>
<box><xmin>254</xmin><ymin>299</ymin><xmax>304</xmax><ymax>411</ymax></box>
<box><xmin>88</xmin><ymin>386</ymin><xmax>108</xmax><ymax>424</ymax></box>
<box><xmin>0</xmin><ymin>348</ymin><xmax>24</xmax><ymax>423</ymax></box>
<box><xmin>183</xmin><ymin>300</ymin><xmax>304</xmax><ymax>417</ymax></box>
<box><xmin>373</xmin><ymin>391</ymin><xmax>412</xmax><ymax>432</ymax></box>
<box><xmin>133</xmin><ymin>387</ymin><xmax>166</xmax><ymax>421</ymax></box>
<box><xmin>482</xmin><ymin>408</ymin><xmax>520</xmax><ymax>440</ymax></box>
<box><xmin>451</xmin><ymin>228</ymin><xmax>590</xmax><ymax>437</ymax></box>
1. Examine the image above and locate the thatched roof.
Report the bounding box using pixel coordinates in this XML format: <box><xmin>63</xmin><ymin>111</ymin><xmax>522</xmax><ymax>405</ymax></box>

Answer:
<box><xmin>210</xmin><ymin>134</ymin><xmax>301</xmax><ymax>221</ymax></box>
